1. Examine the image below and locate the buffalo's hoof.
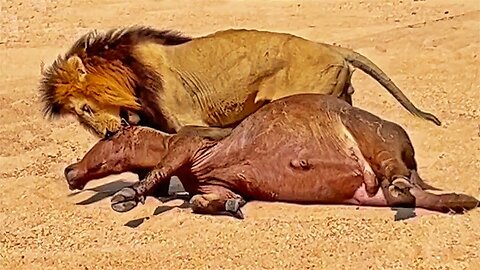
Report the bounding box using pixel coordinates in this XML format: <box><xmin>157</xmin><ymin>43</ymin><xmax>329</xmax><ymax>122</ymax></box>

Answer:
<box><xmin>225</xmin><ymin>198</ymin><xmax>246</xmax><ymax>220</ymax></box>
<box><xmin>111</xmin><ymin>187</ymin><xmax>143</xmax><ymax>213</ymax></box>
<box><xmin>389</xmin><ymin>177</ymin><xmax>414</xmax><ymax>198</ymax></box>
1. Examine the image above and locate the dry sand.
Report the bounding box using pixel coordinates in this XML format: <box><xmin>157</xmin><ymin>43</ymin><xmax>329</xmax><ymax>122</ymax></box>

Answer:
<box><xmin>1</xmin><ymin>0</ymin><xmax>479</xmax><ymax>269</ymax></box>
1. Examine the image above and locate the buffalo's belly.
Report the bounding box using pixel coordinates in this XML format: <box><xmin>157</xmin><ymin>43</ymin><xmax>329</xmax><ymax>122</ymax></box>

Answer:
<box><xmin>201</xmin><ymin>141</ymin><xmax>368</xmax><ymax>204</ymax></box>
<box><xmin>194</xmin><ymin>95</ymin><xmax>372</xmax><ymax>204</ymax></box>
<box><xmin>213</xmin><ymin>161</ymin><xmax>364</xmax><ymax>204</ymax></box>
<box><xmin>263</xmin><ymin>165</ymin><xmax>364</xmax><ymax>204</ymax></box>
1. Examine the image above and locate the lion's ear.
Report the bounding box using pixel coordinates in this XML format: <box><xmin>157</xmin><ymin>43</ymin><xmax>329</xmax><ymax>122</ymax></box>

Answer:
<box><xmin>66</xmin><ymin>55</ymin><xmax>87</xmax><ymax>81</ymax></box>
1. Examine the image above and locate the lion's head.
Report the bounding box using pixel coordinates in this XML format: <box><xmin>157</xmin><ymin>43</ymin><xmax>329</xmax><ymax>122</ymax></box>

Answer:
<box><xmin>38</xmin><ymin>26</ymin><xmax>191</xmax><ymax>137</ymax></box>
<box><xmin>39</xmin><ymin>53</ymin><xmax>142</xmax><ymax>136</ymax></box>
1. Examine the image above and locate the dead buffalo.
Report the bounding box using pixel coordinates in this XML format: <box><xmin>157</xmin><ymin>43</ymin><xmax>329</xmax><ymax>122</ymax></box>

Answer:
<box><xmin>64</xmin><ymin>94</ymin><xmax>478</xmax><ymax>219</ymax></box>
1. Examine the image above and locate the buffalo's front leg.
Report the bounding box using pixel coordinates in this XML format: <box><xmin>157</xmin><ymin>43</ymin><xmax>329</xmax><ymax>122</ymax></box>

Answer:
<box><xmin>110</xmin><ymin>133</ymin><xmax>208</xmax><ymax>213</ymax></box>
<box><xmin>189</xmin><ymin>185</ymin><xmax>246</xmax><ymax>219</ymax></box>
<box><xmin>111</xmin><ymin>167</ymin><xmax>184</xmax><ymax>213</ymax></box>
<box><xmin>135</xmin><ymin>169</ymin><xmax>171</xmax><ymax>198</ymax></box>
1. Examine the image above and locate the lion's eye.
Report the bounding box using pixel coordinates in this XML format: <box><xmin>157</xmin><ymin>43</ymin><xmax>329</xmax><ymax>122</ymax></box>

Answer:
<box><xmin>81</xmin><ymin>104</ymin><xmax>93</xmax><ymax>115</ymax></box>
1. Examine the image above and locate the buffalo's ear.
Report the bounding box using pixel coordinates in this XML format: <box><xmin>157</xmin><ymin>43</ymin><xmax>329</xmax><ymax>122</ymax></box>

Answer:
<box><xmin>66</xmin><ymin>55</ymin><xmax>87</xmax><ymax>82</ymax></box>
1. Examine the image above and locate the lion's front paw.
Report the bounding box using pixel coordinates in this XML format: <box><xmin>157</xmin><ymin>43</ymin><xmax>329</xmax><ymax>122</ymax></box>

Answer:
<box><xmin>111</xmin><ymin>187</ymin><xmax>144</xmax><ymax>213</ymax></box>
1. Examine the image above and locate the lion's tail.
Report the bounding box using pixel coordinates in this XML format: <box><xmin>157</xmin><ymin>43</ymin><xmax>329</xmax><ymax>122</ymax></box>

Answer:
<box><xmin>329</xmin><ymin>45</ymin><xmax>441</xmax><ymax>126</ymax></box>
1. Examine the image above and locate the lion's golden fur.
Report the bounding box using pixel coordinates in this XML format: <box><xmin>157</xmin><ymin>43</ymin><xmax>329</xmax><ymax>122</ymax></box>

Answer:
<box><xmin>39</xmin><ymin>26</ymin><xmax>440</xmax><ymax>137</ymax></box>
<box><xmin>39</xmin><ymin>27</ymin><xmax>190</xmax><ymax>117</ymax></box>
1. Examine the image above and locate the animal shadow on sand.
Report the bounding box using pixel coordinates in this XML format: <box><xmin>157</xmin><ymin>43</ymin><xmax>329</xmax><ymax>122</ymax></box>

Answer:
<box><xmin>124</xmin><ymin>198</ymin><xmax>191</xmax><ymax>228</ymax></box>
<box><xmin>67</xmin><ymin>180</ymin><xmax>133</xmax><ymax>205</ymax></box>
<box><xmin>66</xmin><ymin>179</ymin><xmax>191</xmax><ymax>228</ymax></box>
<box><xmin>69</xmin><ymin>179</ymin><xmax>420</xmax><ymax>227</ymax></box>
<box><xmin>66</xmin><ymin>176</ymin><xmax>432</xmax><ymax>227</ymax></box>
<box><xmin>392</xmin><ymin>207</ymin><xmax>417</xmax><ymax>221</ymax></box>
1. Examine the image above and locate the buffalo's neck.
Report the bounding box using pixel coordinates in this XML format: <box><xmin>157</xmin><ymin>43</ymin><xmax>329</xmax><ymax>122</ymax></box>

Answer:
<box><xmin>134</xmin><ymin>130</ymin><xmax>172</xmax><ymax>167</ymax></box>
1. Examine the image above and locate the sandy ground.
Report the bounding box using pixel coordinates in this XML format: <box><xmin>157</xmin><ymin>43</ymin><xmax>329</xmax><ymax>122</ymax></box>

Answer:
<box><xmin>1</xmin><ymin>0</ymin><xmax>480</xmax><ymax>269</ymax></box>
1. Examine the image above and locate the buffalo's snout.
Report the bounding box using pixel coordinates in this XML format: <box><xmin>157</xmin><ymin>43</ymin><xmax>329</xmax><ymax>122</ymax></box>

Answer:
<box><xmin>64</xmin><ymin>163</ymin><xmax>86</xmax><ymax>190</ymax></box>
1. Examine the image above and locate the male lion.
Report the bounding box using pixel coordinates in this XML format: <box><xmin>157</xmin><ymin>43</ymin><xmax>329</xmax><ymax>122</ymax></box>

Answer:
<box><xmin>39</xmin><ymin>26</ymin><xmax>440</xmax><ymax>139</ymax></box>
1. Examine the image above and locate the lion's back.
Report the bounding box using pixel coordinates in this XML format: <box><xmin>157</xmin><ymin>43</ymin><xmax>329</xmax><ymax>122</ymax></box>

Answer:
<box><xmin>156</xmin><ymin>29</ymin><xmax>348</xmax><ymax>127</ymax></box>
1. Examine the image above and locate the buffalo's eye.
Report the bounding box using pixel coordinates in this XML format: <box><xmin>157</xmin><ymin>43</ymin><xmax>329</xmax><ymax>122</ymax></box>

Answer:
<box><xmin>104</xmin><ymin>129</ymin><xmax>116</xmax><ymax>139</ymax></box>
<box><xmin>81</xmin><ymin>104</ymin><xmax>93</xmax><ymax>115</ymax></box>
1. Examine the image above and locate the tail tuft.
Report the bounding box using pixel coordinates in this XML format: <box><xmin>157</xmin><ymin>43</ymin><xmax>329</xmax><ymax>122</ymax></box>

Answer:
<box><xmin>416</xmin><ymin>111</ymin><xmax>441</xmax><ymax>126</ymax></box>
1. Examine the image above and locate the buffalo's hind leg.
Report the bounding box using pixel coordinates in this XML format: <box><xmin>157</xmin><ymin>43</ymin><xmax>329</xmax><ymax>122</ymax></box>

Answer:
<box><xmin>409</xmin><ymin>187</ymin><xmax>479</xmax><ymax>213</ymax></box>
<box><xmin>190</xmin><ymin>185</ymin><xmax>246</xmax><ymax>219</ymax></box>
<box><xmin>379</xmin><ymin>171</ymin><xmax>479</xmax><ymax>214</ymax></box>
<box><xmin>375</xmin><ymin>150</ymin><xmax>419</xmax><ymax>202</ymax></box>
<box><xmin>398</xmin><ymin>170</ymin><xmax>478</xmax><ymax>213</ymax></box>
<box><xmin>387</xmin><ymin>169</ymin><xmax>443</xmax><ymax>200</ymax></box>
